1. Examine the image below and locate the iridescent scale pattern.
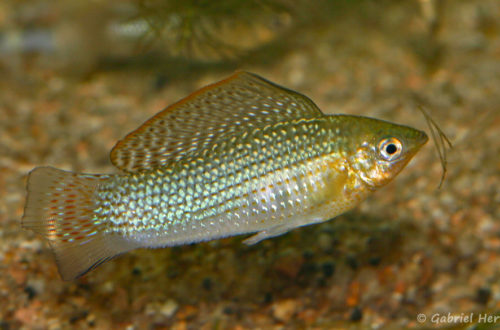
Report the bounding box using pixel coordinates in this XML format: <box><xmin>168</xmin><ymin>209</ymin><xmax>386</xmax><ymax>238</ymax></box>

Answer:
<box><xmin>94</xmin><ymin>117</ymin><xmax>364</xmax><ymax>247</ymax></box>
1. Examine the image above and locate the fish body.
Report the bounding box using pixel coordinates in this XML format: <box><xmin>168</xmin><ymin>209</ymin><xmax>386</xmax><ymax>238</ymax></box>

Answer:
<box><xmin>22</xmin><ymin>72</ymin><xmax>428</xmax><ymax>280</ymax></box>
<box><xmin>100</xmin><ymin>117</ymin><xmax>368</xmax><ymax>247</ymax></box>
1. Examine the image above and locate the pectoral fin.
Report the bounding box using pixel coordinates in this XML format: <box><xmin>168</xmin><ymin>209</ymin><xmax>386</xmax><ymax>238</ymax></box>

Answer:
<box><xmin>242</xmin><ymin>224</ymin><xmax>297</xmax><ymax>245</ymax></box>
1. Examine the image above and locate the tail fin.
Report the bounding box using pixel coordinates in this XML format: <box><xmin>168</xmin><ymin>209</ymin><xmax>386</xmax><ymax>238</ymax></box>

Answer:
<box><xmin>22</xmin><ymin>167</ymin><xmax>136</xmax><ymax>280</ymax></box>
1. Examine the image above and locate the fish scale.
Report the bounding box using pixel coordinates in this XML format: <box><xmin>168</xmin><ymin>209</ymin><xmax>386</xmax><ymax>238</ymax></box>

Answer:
<box><xmin>98</xmin><ymin>118</ymin><xmax>337</xmax><ymax>245</ymax></box>
<box><xmin>22</xmin><ymin>71</ymin><xmax>428</xmax><ymax>280</ymax></box>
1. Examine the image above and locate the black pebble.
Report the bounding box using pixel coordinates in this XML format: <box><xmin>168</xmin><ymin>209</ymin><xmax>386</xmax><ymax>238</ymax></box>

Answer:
<box><xmin>321</xmin><ymin>262</ymin><xmax>335</xmax><ymax>278</ymax></box>
<box><xmin>202</xmin><ymin>277</ymin><xmax>212</xmax><ymax>291</ymax></box>
<box><xmin>69</xmin><ymin>311</ymin><xmax>89</xmax><ymax>324</ymax></box>
<box><xmin>476</xmin><ymin>287</ymin><xmax>491</xmax><ymax>305</ymax></box>
<box><xmin>223</xmin><ymin>306</ymin><xmax>234</xmax><ymax>315</ymax></box>
<box><xmin>153</xmin><ymin>74</ymin><xmax>169</xmax><ymax>90</ymax></box>
<box><xmin>349</xmin><ymin>306</ymin><xmax>363</xmax><ymax>322</ymax></box>
<box><xmin>369</xmin><ymin>256</ymin><xmax>381</xmax><ymax>266</ymax></box>
<box><xmin>345</xmin><ymin>256</ymin><xmax>359</xmax><ymax>270</ymax></box>
<box><xmin>302</xmin><ymin>250</ymin><xmax>314</xmax><ymax>260</ymax></box>
<box><xmin>77</xmin><ymin>283</ymin><xmax>92</xmax><ymax>292</ymax></box>
<box><xmin>264</xmin><ymin>292</ymin><xmax>273</xmax><ymax>304</ymax></box>
<box><xmin>24</xmin><ymin>286</ymin><xmax>36</xmax><ymax>300</ymax></box>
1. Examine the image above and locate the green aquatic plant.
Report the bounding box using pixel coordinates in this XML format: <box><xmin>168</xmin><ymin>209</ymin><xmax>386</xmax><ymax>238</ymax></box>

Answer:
<box><xmin>129</xmin><ymin>0</ymin><xmax>295</xmax><ymax>60</ymax></box>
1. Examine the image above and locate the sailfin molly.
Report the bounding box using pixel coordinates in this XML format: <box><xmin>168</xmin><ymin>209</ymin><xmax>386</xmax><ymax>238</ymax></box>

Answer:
<box><xmin>23</xmin><ymin>72</ymin><xmax>428</xmax><ymax>280</ymax></box>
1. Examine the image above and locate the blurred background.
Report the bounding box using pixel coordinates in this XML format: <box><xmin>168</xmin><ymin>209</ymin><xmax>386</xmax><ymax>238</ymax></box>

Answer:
<box><xmin>0</xmin><ymin>0</ymin><xmax>499</xmax><ymax>328</ymax></box>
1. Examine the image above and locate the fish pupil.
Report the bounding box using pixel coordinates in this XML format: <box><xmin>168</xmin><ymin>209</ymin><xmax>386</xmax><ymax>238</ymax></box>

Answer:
<box><xmin>385</xmin><ymin>144</ymin><xmax>397</xmax><ymax>154</ymax></box>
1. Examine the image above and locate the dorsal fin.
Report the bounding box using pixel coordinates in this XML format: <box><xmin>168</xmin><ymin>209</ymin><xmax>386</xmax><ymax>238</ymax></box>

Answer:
<box><xmin>110</xmin><ymin>71</ymin><xmax>323</xmax><ymax>172</ymax></box>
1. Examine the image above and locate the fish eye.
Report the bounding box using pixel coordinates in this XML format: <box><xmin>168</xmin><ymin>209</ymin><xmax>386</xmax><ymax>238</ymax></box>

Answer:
<box><xmin>378</xmin><ymin>137</ymin><xmax>403</xmax><ymax>161</ymax></box>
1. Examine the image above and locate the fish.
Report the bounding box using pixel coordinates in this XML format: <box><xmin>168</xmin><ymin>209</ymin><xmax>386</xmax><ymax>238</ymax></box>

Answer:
<box><xmin>22</xmin><ymin>72</ymin><xmax>428</xmax><ymax>280</ymax></box>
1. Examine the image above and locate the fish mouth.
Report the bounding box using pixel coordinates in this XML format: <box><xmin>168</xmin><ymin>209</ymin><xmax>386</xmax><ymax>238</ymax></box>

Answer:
<box><xmin>408</xmin><ymin>129</ymin><xmax>428</xmax><ymax>154</ymax></box>
<box><xmin>416</xmin><ymin>129</ymin><xmax>429</xmax><ymax>147</ymax></box>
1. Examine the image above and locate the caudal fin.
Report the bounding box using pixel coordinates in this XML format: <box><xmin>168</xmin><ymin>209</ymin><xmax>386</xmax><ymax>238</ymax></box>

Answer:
<box><xmin>22</xmin><ymin>167</ymin><xmax>136</xmax><ymax>280</ymax></box>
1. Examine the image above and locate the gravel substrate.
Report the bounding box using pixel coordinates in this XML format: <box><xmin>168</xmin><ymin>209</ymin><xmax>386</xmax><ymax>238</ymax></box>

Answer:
<box><xmin>1</xmin><ymin>0</ymin><xmax>499</xmax><ymax>329</ymax></box>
